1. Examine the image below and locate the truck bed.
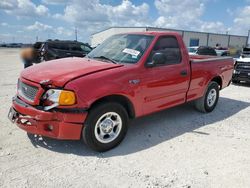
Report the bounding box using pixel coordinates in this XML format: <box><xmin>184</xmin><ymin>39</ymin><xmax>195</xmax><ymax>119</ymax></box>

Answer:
<box><xmin>187</xmin><ymin>55</ymin><xmax>234</xmax><ymax>102</ymax></box>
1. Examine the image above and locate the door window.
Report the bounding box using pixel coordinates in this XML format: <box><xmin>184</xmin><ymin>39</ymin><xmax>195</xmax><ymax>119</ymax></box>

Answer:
<box><xmin>80</xmin><ymin>45</ymin><xmax>92</xmax><ymax>52</ymax></box>
<box><xmin>148</xmin><ymin>36</ymin><xmax>182</xmax><ymax>65</ymax></box>
<box><xmin>48</xmin><ymin>43</ymin><xmax>69</xmax><ymax>50</ymax></box>
<box><xmin>70</xmin><ymin>43</ymin><xmax>82</xmax><ymax>51</ymax></box>
<box><xmin>197</xmin><ymin>47</ymin><xmax>217</xmax><ymax>56</ymax></box>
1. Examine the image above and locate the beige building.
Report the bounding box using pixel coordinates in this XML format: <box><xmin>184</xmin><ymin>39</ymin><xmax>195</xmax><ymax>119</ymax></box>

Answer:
<box><xmin>91</xmin><ymin>27</ymin><xmax>248</xmax><ymax>48</ymax></box>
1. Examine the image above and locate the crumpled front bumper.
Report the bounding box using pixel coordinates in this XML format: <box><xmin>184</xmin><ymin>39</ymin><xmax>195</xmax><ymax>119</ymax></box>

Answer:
<box><xmin>9</xmin><ymin>96</ymin><xmax>88</xmax><ymax>140</ymax></box>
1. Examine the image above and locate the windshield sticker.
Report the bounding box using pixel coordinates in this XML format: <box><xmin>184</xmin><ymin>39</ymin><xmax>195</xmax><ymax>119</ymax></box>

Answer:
<box><xmin>122</xmin><ymin>48</ymin><xmax>140</xmax><ymax>57</ymax></box>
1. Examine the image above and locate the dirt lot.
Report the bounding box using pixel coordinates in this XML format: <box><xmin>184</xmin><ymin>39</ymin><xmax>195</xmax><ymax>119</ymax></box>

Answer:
<box><xmin>0</xmin><ymin>48</ymin><xmax>250</xmax><ymax>188</ymax></box>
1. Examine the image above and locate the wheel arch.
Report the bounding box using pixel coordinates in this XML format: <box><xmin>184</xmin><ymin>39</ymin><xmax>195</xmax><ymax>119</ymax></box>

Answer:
<box><xmin>211</xmin><ymin>76</ymin><xmax>222</xmax><ymax>89</ymax></box>
<box><xmin>89</xmin><ymin>95</ymin><xmax>136</xmax><ymax>119</ymax></box>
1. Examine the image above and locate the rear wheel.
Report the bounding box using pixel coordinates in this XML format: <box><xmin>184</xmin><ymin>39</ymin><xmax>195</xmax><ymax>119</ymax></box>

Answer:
<box><xmin>195</xmin><ymin>81</ymin><xmax>219</xmax><ymax>113</ymax></box>
<box><xmin>82</xmin><ymin>102</ymin><xmax>128</xmax><ymax>152</ymax></box>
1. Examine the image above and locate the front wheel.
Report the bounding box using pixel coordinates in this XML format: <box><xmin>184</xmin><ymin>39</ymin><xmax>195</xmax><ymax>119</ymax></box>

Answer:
<box><xmin>195</xmin><ymin>81</ymin><xmax>219</xmax><ymax>113</ymax></box>
<box><xmin>82</xmin><ymin>103</ymin><xmax>128</xmax><ymax>152</ymax></box>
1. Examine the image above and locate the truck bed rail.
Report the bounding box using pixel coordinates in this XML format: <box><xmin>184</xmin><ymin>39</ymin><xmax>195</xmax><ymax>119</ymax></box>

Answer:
<box><xmin>191</xmin><ymin>56</ymin><xmax>233</xmax><ymax>63</ymax></box>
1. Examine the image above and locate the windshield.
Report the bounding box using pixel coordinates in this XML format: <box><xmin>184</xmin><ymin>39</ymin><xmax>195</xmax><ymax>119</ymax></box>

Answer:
<box><xmin>88</xmin><ymin>34</ymin><xmax>154</xmax><ymax>64</ymax></box>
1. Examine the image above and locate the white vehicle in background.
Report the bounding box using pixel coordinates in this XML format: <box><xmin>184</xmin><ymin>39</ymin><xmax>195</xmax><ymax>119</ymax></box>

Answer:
<box><xmin>187</xmin><ymin>46</ymin><xmax>199</xmax><ymax>55</ymax></box>
<box><xmin>241</xmin><ymin>46</ymin><xmax>250</xmax><ymax>58</ymax></box>
<box><xmin>237</xmin><ymin>47</ymin><xmax>250</xmax><ymax>62</ymax></box>
<box><xmin>215</xmin><ymin>49</ymin><xmax>230</xmax><ymax>56</ymax></box>
<box><xmin>232</xmin><ymin>46</ymin><xmax>250</xmax><ymax>84</ymax></box>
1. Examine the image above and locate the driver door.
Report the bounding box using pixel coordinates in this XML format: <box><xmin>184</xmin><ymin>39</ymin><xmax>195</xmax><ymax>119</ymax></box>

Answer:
<box><xmin>139</xmin><ymin>36</ymin><xmax>190</xmax><ymax>115</ymax></box>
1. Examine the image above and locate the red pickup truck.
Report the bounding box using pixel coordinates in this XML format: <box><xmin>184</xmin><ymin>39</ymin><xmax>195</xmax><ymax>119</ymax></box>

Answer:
<box><xmin>9</xmin><ymin>32</ymin><xmax>233</xmax><ymax>151</ymax></box>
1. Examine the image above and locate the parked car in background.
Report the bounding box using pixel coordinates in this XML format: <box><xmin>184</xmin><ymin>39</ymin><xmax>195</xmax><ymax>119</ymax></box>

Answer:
<box><xmin>20</xmin><ymin>40</ymin><xmax>93</xmax><ymax>68</ymax></box>
<box><xmin>9</xmin><ymin>32</ymin><xmax>234</xmax><ymax>151</ymax></box>
<box><xmin>187</xmin><ymin>46</ymin><xmax>199</xmax><ymax>55</ymax></box>
<box><xmin>188</xmin><ymin>46</ymin><xmax>217</xmax><ymax>56</ymax></box>
<box><xmin>0</xmin><ymin>43</ymin><xmax>7</xmax><ymax>47</ymax></box>
<box><xmin>21</xmin><ymin>40</ymin><xmax>92</xmax><ymax>68</ymax></box>
<box><xmin>38</xmin><ymin>40</ymin><xmax>92</xmax><ymax>61</ymax></box>
<box><xmin>6</xmin><ymin>43</ymin><xmax>23</xmax><ymax>48</ymax></box>
<box><xmin>232</xmin><ymin>46</ymin><xmax>250</xmax><ymax>84</ymax></box>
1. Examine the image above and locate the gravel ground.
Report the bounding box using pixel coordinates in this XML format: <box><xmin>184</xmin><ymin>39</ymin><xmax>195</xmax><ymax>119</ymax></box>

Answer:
<box><xmin>0</xmin><ymin>48</ymin><xmax>250</xmax><ymax>188</ymax></box>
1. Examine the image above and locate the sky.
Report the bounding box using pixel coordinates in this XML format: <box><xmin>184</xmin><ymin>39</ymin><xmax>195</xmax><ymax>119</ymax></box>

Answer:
<box><xmin>0</xmin><ymin>0</ymin><xmax>250</xmax><ymax>44</ymax></box>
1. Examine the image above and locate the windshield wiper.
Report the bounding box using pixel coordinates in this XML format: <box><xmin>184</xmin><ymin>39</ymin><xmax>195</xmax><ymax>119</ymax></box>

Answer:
<box><xmin>92</xmin><ymin>56</ymin><xmax>117</xmax><ymax>64</ymax></box>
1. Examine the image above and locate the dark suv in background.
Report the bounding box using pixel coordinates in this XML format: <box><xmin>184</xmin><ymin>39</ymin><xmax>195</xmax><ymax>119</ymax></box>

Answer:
<box><xmin>36</xmin><ymin>40</ymin><xmax>92</xmax><ymax>62</ymax></box>
<box><xmin>188</xmin><ymin>46</ymin><xmax>217</xmax><ymax>56</ymax></box>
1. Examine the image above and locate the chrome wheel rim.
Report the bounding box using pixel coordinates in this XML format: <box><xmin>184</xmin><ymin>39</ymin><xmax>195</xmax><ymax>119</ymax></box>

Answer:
<box><xmin>207</xmin><ymin>88</ymin><xmax>217</xmax><ymax>107</ymax></box>
<box><xmin>94</xmin><ymin>112</ymin><xmax>122</xmax><ymax>144</ymax></box>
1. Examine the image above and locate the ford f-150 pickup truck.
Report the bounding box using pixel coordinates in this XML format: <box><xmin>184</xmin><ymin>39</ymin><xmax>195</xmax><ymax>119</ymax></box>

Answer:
<box><xmin>8</xmin><ymin>32</ymin><xmax>234</xmax><ymax>151</ymax></box>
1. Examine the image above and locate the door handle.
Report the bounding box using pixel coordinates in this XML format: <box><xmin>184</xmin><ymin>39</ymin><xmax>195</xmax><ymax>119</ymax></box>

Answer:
<box><xmin>180</xmin><ymin>70</ymin><xmax>188</xmax><ymax>76</ymax></box>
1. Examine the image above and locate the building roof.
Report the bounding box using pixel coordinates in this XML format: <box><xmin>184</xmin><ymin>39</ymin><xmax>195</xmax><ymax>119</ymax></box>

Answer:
<box><xmin>91</xmin><ymin>26</ymin><xmax>248</xmax><ymax>38</ymax></box>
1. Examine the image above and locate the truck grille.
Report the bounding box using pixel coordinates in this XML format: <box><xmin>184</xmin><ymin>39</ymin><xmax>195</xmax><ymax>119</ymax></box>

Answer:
<box><xmin>235</xmin><ymin>62</ymin><xmax>250</xmax><ymax>71</ymax></box>
<box><xmin>18</xmin><ymin>80</ymin><xmax>39</xmax><ymax>102</ymax></box>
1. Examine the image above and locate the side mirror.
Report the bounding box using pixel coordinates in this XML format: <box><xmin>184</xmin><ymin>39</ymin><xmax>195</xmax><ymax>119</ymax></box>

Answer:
<box><xmin>146</xmin><ymin>53</ymin><xmax>167</xmax><ymax>68</ymax></box>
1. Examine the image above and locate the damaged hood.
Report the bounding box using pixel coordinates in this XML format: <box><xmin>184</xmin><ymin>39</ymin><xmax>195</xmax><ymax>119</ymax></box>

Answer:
<box><xmin>21</xmin><ymin>57</ymin><xmax>123</xmax><ymax>87</ymax></box>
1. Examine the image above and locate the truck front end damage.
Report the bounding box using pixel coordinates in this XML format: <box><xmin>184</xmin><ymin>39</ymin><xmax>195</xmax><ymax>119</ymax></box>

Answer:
<box><xmin>8</xmin><ymin>78</ymin><xmax>87</xmax><ymax>140</ymax></box>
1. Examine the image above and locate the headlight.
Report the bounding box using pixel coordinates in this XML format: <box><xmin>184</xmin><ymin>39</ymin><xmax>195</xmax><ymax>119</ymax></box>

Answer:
<box><xmin>42</xmin><ymin>89</ymin><xmax>76</xmax><ymax>110</ymax></box>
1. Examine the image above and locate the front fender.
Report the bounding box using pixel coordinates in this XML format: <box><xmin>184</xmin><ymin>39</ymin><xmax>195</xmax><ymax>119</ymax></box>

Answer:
<box><xmin>64</xmin><ymin>72</ymin><xmax>142</xmax><ymax>116</ymax></box>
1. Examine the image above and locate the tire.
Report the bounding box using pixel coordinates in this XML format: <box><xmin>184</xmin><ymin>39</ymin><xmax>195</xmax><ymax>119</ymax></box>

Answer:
<box><xmin>82</xmin><ymin>102</ymin><xmax>129</xmax><ymax>152</ymax></box>
<box><xmin>195</xmin><ymin>81</ymin><xmax>219</xmax><ymax>113</ymax></box>
<box><xmin>232</xmin><ymin>79</ymin><xmax>239</xmax><ymax>84</ymax></box>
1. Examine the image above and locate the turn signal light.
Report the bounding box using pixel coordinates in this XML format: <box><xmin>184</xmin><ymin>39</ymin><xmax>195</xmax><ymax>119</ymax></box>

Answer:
<box><xmin>59</xmin><ymin>90</ymin><xmax>76</xmax><ymax>105</ymax></box>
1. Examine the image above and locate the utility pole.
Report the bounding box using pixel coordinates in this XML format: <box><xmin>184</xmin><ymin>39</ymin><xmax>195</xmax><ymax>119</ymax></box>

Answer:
<box><xmin>247</xmin><ymin>29</ymin><xmax>250</xmax><ymax>46</ymax></box>
<box><xmin>75</xmin><ymin>26</ymin><xmax>78</xmax><ymax>41</ymax></box>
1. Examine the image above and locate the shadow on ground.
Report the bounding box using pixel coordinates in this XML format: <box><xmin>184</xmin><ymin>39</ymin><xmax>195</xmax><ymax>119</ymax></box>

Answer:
<box><xmin>27</xmin><ymin>97</ymin><xmax>250</xmax><ymax>157</ymax></box>
<box><xmin>232</xmin><ymin>82</ymin><xmax>250</xmax><ymax>88</ymax></box>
